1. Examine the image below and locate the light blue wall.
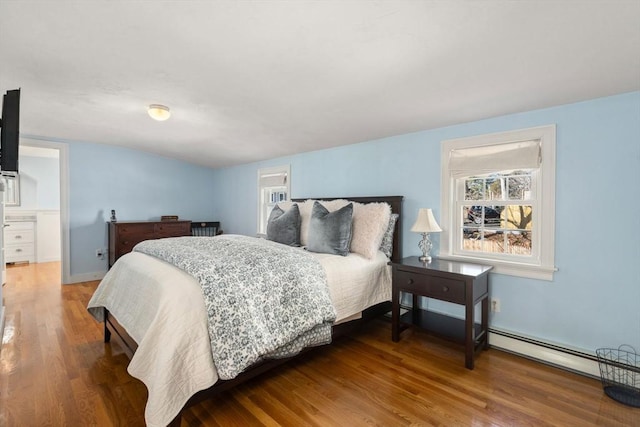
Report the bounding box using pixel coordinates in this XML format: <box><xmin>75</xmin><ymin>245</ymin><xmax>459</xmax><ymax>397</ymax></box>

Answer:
<box><xmin>211</xmin><ymin>91</ymin><xmax>640</xmax><ymax>353</ymax></box>
<box><xmin>16</xmin><ymin>155</ymin><xmax>60</xmax><ymax>209</ymax></box>
<box><xmin>68</xmin><ymin>142</ymin><xmax>218</xmax><ymax>277</ymax></box>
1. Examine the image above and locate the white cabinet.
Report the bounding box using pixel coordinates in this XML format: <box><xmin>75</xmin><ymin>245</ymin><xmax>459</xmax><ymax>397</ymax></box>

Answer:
<box><xmin>3</xmin><ymin>210</ymin><xmax>61</xmax><ymax>264</ymax></box>
<box><xmin>4</xmin><ymin>220</ymin><xmax>35</xmax><ymax>263</ymax></box>
<box><xmin>4</xmin><ymin>212</ymin><xmax>36</xmax><ymax>264</ymax></box>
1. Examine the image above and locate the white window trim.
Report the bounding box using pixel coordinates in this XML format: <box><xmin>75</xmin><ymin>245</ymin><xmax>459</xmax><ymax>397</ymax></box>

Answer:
<box><xmin>440</xmin><ymin>125</ymin><xmax>557</xmax><ymax>281</ymax></box>
<box><xmin>257</xmin><ymin>164</ymin><xmax>291</xmax><ymax>236</ymax></box>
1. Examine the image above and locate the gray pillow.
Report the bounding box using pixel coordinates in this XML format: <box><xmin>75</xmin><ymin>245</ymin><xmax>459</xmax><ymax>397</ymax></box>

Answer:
<box><xmin>306</xmin><ymin>201</ymin><xmax>353</xmax><ymax>256</ymax></box>
<box><xmin>266</xmin><ymin>203</ymin><xmax>301</xmax><ymax>246</ymax></box>
<box><xmin>379</xmin><ymin>213</ymin><xmax>399</xmax><ymax>258</ymax></box>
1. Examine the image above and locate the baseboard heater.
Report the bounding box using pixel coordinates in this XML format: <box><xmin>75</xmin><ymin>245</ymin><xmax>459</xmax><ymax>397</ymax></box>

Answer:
<box><xmin>489</xmin><ymin>328</ymin><xmax>601</xmax><ymax>378</ymax></box>
<box><xmin>387</xmin><ymin>306</ymin><xmax>600</xmax><ymax>378</ymax></box>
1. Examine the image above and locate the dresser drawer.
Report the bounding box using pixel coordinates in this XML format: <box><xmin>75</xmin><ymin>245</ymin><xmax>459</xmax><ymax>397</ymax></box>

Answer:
<box><xmin>109</xmin><ymin>220</ymin><xmax>193</xmax><ymax>268</ymax></box>
<box><xmin>4</xmin><ymin>221</ymin><xmax>35</xmax><ymax>231</ymax></box>
<box><xmin>154</xmin><ymin>221</ymin><xmax>191</xmax><ymax>237</ymax></box>
<box><xmin>118</xmin><ymin>239</ymin><xmax>146</xmax><ymax>255</ymax></box>
<box><xmin>5</xmin><ymin>243</ymin><xmax>35</xmax><ymax>263</ymax></box>
<box><xmin>116</xmin><ymin>223</ymin><xmax>156</xmax><ymax>237</ymax></box>
<box><xmin>4</xmin><ymin>229</ymin><xmax>35</xmax><ymax>244</ymax></box>
<box><xmin>394</xmin><ymin>269</ymin><xmax>466</xmax><ymax>304</ymax></box>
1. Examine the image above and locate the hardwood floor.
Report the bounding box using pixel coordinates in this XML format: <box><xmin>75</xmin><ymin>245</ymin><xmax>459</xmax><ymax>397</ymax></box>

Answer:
<box><xmin>1</xmin><ymin>262</ymin><xmax>637</xmax><ymax>426</ymax></box>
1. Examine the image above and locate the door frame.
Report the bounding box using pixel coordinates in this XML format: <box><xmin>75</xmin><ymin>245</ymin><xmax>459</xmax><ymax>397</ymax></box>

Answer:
<box><xmin>19</xmin><ymin>138</ymin><xmax>70</xmax><ymax>284</ymax></box>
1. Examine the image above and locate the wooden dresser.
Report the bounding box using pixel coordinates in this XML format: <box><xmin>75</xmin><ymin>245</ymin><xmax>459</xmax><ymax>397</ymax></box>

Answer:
<box><xmin>108</xmin><ymin>220</ymin><xmax>191</xmax><ymax>267</ymax></box>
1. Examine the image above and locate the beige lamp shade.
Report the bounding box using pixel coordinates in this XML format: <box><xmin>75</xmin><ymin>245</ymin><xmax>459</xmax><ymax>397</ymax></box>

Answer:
<box><xmin>148</xmin><ymin>104</ymin><xmax>171</xmax><ymax>121</ymax></box>
<box><xmin>410</xmin><ymin>208</ymin><xmax>442</xmax><ymax>233</ymax></box>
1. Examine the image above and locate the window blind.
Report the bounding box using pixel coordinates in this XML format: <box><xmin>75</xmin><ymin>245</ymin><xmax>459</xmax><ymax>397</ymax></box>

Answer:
<box><xmin>449</xmin><ymin>139</ymin><xmax>541</xmax><ymax>178</ymax></box>
<box><xmin>259</xmin><ymin>172</ymin><xmax>287</xmax><ymax>187</ymax></box>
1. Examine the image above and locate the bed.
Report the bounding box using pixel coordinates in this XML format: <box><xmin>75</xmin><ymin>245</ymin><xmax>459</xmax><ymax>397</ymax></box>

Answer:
<box><xmin>87</xmin><ymin>196</ymin><xmax>402</xmax><ymax>427</ymax></box>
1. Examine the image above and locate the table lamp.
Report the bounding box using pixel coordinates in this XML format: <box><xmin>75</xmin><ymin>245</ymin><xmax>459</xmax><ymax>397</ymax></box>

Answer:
<box><xmin>410</xmin><ymin>208</ymin><xmax>442</xmax><ymax>263</ymax></box>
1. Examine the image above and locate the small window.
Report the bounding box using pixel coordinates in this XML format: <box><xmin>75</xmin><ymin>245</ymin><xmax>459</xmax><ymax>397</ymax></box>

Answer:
<box><xmin>3</xmin><ymin>174</ymin><xmax>20</xmax><ymax>206</ymax></box>
<box><xmin>257</xmin><ymin>165</ymin><xmax>290</xmax><ymax>235</ymax></box>
<box><xmin>441</xmin><ymin>126</ymin><xmax>556</xmax><ymax>280</ymax></box>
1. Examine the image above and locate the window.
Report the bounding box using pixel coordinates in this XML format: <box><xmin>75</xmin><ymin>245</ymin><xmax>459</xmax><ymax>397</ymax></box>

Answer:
<box><xmin>3</xmin><ymin>174</ymin><xmax>20</xmax><ymax>206</ymax></box>
<box><xmin>440</xmin><ymin>126</ymin><xmax>556</xmax><ymax>280</ymax></box>
<box><xmin>257</xmin><ymin>165</ymin><xmax>290</xmax><ymax>235</ymax></box>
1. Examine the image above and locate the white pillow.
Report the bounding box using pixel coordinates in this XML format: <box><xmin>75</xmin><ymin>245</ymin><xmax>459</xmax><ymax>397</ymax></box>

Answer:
<box><xmin>277</xmin><ymin>201</ymin><xmax>294</xmax><ymax>211</ymax></box>
<box><xmin>350</xmin><ymin>202</ymin><xmax>391</xmax><ymax>259</ymax></box>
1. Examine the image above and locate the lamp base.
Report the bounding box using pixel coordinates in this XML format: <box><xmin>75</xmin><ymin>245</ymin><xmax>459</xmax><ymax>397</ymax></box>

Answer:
<box><xmin>419</xmin><ymin>255</ymin><xmax>432</xmax><ymax>263</ymax></box>
<box><xmin>417</xmin><ymin>232</ymin><xmax>434</xmax><ymax>264</ymax></box>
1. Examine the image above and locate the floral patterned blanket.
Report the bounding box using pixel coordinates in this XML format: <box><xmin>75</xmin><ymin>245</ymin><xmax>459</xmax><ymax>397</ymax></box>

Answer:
<box><xmin>134</xmin><ymin>234</ymin><xmax>336</xmax><ymax>379</ymax></box>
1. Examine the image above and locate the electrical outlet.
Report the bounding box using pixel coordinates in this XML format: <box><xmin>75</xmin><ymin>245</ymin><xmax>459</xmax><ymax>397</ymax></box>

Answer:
<box><xmin>491</xmin><ymin>298</ymin><xmax>501</xmax><ymax>313</ymax></box>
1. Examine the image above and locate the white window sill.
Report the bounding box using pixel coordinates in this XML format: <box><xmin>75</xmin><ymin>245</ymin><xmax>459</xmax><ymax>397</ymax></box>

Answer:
<box><xmin>438</xmin><ymin>254</ymin><xmax>557</xmax><ymax>281</ymax></box>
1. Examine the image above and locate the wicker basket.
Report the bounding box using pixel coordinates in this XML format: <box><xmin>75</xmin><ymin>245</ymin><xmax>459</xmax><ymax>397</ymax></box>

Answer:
<box><xmin>596</xmin><ymin>345</ymin><xmax>640</xmax><ymax>407</ymax></box>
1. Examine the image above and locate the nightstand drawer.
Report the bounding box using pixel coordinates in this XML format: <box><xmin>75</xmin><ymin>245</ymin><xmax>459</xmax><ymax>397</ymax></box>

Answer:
<box><xmin>394</xmin><ymin>270</ymin><xmax>465</xmax><ymax>304</ymax></box>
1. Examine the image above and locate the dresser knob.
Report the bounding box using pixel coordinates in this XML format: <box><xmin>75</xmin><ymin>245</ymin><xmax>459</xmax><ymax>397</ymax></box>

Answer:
<box><xmin>15</xmin><ymin>235</ymin><xmax>22</xmax><ymax>239</ymax></box>
<box><xmin>407</xmin><ymin>279</ymin><xmax>414</xmax><ymax>285</ymax></box>
<box><xmin>442</xmin><ymin>286</ymin><xmax>449</xmax><ymax>292</ymax></box>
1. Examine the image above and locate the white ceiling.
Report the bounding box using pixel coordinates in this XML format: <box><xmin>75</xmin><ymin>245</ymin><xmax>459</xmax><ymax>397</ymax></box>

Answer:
<box><xmin>1</xmin><ymin>1</ymin><xmax>639</xmax><ymax>169</ymax></box>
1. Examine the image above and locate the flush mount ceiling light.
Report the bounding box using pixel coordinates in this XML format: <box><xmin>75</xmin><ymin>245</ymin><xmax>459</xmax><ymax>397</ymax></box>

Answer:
<box><xmin>148</xmin><ymin>104</ymin><xmax>171</xmax><ymax>121</ymax></box>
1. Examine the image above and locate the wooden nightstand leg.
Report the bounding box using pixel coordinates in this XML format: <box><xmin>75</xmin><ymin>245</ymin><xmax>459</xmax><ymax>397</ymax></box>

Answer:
<box><xmin>481</xmin><ymin>297</ymin><xmax>489</xmax><ymax>350</ymax></box>
<box><xmin>465</xmin><ymin>299</ymin><xmax>474</xmax><ymax>370</ymax></box>
<box><xmin>392</xmin><ymin>288</ymin><xmax>400</xmax><ymax>342</ymax></box>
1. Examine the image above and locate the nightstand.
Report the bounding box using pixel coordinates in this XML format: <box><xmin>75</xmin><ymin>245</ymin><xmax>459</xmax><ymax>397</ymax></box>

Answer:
<box><xmin>390</xmin><ymin>257</ymin><xmax>493</xmax><ymax>370</ymax></box>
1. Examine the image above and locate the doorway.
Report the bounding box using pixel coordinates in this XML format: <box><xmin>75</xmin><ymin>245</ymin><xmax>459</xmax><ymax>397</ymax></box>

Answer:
<box><xmin>10</xmin><ymin>139</ymin><xmax>69</xmax><ymax>284</ymax></box>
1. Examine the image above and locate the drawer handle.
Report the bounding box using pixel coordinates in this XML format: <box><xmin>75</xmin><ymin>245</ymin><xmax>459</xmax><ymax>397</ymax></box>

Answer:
<box><xmin>442</xmin><ymin>286</ymin><xmax>449</xmax><ymax>292</ymax></box>
<box><xmin>407</xmin><ymin>278</ymin><xmax>414</xmax><ymax>285</ymax></box>
<box><xmin>16</xmin><ymin>249</ymin><xmax>22</xmax><ymax>252</ymax></box>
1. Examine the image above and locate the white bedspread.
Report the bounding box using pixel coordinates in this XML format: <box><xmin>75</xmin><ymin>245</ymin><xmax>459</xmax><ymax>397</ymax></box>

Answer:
<box><xmin>87</xmin><ymin>241</ymin><xmax>391</xmax><ymax>427</ymax></box>
<box><xmin>313</xmin><ymin>250</ymin><xmax>392</xmax><ymax>324</ymax></box>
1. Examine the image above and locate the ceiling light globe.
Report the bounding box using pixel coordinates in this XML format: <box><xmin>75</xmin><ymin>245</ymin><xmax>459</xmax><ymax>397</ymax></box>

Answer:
<box><xmin>148</xmin><ymin>104</ymin><xmax>171</xmax><ymax>121</ymax></box>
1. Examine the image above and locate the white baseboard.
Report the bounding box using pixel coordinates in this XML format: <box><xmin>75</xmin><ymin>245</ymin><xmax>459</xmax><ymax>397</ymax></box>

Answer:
<box><xmin>65</xmin><ymin>271</ymin><xmax>106</xmax><ymax>284</ymax></box>
<box><xmin>489</xmin><ymin>329</ymin><xmax>600</xmax><ymax>378</ymax></box>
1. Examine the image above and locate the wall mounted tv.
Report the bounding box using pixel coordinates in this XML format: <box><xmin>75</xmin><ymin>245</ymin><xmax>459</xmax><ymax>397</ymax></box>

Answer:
<box><xmin>0</xmin><ymin>88</ymin><xmax>21</xmax><ymax>174</ymax></box>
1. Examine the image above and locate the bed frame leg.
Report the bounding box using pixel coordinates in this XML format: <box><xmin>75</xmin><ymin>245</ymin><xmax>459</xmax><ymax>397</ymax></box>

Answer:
<box><xmin>103</xmin><ymin>308</ymin><xmax>111</xmax><ymax>343</ymax></box>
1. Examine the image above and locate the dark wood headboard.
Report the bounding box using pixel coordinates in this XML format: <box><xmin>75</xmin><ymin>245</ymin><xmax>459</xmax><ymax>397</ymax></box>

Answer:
<box><xmin>291</xmin><ymin>196</ymin><xmax>403</xmax><ymax>262</ymax></box>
